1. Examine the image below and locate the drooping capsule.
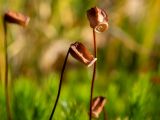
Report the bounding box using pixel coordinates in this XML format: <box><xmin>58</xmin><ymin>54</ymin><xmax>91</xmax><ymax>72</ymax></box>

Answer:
<box><xmin>4</xmin><ymin>11</ymin><xmax>30</xmax><ymax>27</ymax></box>
<box><xmin>69</xmin><ymin>42</ymin><xmax>97</xmax><ymax>67</ymax></box>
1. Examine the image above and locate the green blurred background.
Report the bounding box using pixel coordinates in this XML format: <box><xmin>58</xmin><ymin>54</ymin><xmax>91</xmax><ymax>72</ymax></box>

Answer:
<box><xmin>0</xmin><ymin>0</ymin><xmax>160</xmax><ymax>120</ymax></box>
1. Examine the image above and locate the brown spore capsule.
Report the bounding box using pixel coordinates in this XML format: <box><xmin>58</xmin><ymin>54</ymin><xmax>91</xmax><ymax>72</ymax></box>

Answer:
<box><xmin>91</xmin><ymin>96</ymin><xmax>107</xmax><ymax>118</ymax></box>
<box><xmin>70</xmin><ymin>42</ymin><xmax>97</xmax><ymax>67</ymax></box>
<box><xmin>87</xmin><ymin>7</ymin><xmax>108</xmax><ymax>33</ymax></box>
<box><xmin>4</xmin><ymin>11</ymin><xmax>30</xmax><ymax>27</ymax></box>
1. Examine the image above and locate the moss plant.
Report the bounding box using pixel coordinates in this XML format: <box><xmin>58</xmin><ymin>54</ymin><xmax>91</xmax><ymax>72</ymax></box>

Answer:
<box><xmin>3</xmin><ymin>10</ymin><xmax>29</xmax><ymax>120</ymax></box>
<box><xmin>49</xmin><ymin>42</ymin><xmax>96</xmax><ymax>120</ymax></box>
<box><xmin>87</xmin><ymin>6</ymin><xmax>109</xmax><ymax>120</ymax></box>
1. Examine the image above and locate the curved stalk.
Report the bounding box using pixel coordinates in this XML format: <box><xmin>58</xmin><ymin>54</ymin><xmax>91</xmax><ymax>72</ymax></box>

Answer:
<box><xmin>89</xmin><ymin>29</ymin><xmax>97</xmax><ymax>120</ymax></box>
<box><xmin>3</xmin><ymin>20</ymin><xmax>12</xmax><ymax>120</ymax></box>
<box><xmin>49</xmin><ymin>49</ymin><xmax>70</xmax><ymax>120</ymax></box>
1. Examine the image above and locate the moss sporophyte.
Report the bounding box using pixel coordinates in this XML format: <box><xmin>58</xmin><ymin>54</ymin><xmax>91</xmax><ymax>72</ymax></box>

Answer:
<box><xmin>87</xmin><ymin>6</ymin><xmax>109</xmax><ymax>120</ymax></box>
<box><xmin>49</xmin><ymin>42</ymin><xmax>97</xmax><ymax>120</ymax></box>
<box><xmin>3</xmin><ymin>10</ymin><xmax>30</xmax><ymax>120</ymax></box>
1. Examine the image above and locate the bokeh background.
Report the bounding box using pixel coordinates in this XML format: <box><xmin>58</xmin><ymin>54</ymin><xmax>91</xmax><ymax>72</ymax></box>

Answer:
<box><xmin>0</xmin><ymin>0</ymin><xmax>160</xmax><ymax>119</ymax></box>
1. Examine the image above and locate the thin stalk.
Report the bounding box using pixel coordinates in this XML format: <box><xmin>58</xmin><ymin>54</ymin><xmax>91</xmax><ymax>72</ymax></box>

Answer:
<box><xmin>49</xmin><ymin>49</ymin><xmax>70</xmax><ymax>120</ymax></box>
<box><xmin>3</xmin><ymin>20</ymin><xmax>12</xmax><ymax>120</ymax></box>
<box><xmin>89</xmin><ymin>29</ymin><xmax>97</xmax><ymax>120</ymax></box>
<box><xmin>103</xmin><ymin>108</ymin><xmax>108</xmax><ymax>120</ymax></box>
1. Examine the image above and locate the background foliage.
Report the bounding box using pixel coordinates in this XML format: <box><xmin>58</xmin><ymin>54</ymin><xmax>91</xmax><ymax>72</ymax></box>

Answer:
<box><xmin>0</xmin><ymin>0</ymin><xmax>160</xmax><ymax>119</ymax></box>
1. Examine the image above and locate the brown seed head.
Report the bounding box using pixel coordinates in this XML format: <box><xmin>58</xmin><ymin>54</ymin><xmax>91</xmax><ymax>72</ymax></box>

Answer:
<box><xmin>4</xmin><ymin>11</ymin><xmax>30</xmax><ymax>27</ymax></box>
<box><xmin>69</xmin><ymin>42</ymin><xmax>97</xmax><ymax>67</ymax></box>
<box><xmin>87</xmin><ymin>7</ymin><xmax>108</xmax><ymax>33</ymax></box>
<box><xmin>91</xmin><ymin>96</ymin><xmax>107</xmax><ymax>118</ymax></box>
